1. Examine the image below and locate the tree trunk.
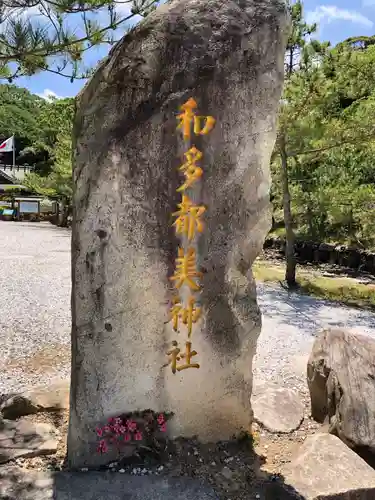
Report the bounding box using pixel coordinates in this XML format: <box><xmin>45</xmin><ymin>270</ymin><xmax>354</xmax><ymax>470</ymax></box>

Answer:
<box><xmin>280</xmin><ymin>135</ymin><xmax>297</xmax><ymax>287</ymax></box>
<box><xmin>58</xmin><ymin>199</ymin><xmax>70</xmax><ymax>227</ymax></box>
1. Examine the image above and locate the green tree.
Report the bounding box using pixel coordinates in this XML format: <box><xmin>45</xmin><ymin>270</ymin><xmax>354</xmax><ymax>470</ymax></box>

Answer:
<box><xmin>272</xmin><ymin>28</ymin><xmax>375</xmax><ymax>256</ymax></box>
<box><xmin>0</xmin><ymin>0</ymin><xmax>159</xmax><ymax>81</ymax></box>
<box><xmin>274</xmin><ymin>0</ymin><xmax>323</xmax><ymax>286</ymax></box>
<box><xmin>0</xmin><ymin>84</ymin><xmax>52</xmax><ymax>168</ymax></box>
<box><xmin>24</xmin><ymin>97</ymin><xmax>75</xmax><ymax>225</ymax></box>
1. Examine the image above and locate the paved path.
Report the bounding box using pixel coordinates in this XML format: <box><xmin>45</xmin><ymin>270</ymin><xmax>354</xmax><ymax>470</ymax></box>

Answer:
<box><xmin>1</xmin><ymin>221</ymin><xmax>374</xmax><ymax>395</ymax></box>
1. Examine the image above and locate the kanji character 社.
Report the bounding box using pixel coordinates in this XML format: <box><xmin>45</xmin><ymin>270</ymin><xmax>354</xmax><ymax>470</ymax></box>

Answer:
<box><xmin>176</xmin><ymin>341</ymin><xmax>200</xmax><ymax>371</ymax></box>
<box><xmin>173</xmin><ymin>195</ymin><xmax>206</xmax><ymax>241</ymax></box>
<box><xmin>176</xmin><ymin>98</ymin><xmax>216</xmax><ymax>140</ymax></box>
<box><xmin>170</xmin><ymin>247</ymin><xmax>202</xmax><ymax>291</ymax></box>
<box><xmin>164</xmin><ymin>340</ymin><xmax>181</xmax><ymax>374</ymax></box>
<box><xmin>164</xmin><ymin>341</ymin><xmax>200</xmax><ymax>373</ymax></box>
<box><xmin>177</xmin><ymin>147</ymin><xmax>203</xmax><ymax>192</ymax></box>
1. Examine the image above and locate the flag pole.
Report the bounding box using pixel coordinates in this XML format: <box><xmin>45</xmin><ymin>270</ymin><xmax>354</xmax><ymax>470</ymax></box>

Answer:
<box><xmin>12</xmin><ymin>135</ymin><xmax>15</xmax><ymax>169</ymax></box>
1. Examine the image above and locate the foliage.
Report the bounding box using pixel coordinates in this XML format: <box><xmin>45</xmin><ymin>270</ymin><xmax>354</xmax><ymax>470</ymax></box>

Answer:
<box><xmin>0</xmin><ymin>0</ymin><xmax>160</xmax><ymax>81</ymax></box>
<box><xmin>271</xmin><ymin>0</ymin><xmax>375</xmax><ymax>263</ymax></box>
<box><xmin>23</xmin><ymin>96</ymin><xmax>74</xmax><ymax>199</ymax></box>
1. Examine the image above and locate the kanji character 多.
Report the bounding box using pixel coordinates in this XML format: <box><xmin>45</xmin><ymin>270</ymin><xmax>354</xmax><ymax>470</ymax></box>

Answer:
<box><xmin>177</xmin><ymin>147</ymin><xmax>203</xmax><ymax>192</ymax></box>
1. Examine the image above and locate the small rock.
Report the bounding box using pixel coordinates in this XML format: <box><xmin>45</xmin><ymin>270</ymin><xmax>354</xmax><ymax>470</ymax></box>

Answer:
<box><xmin>119</xmin><ymin>469</ymin><xmax>125</xmax><ymax>473</ymax></box>
<box><xmin>281</xmin><ymin>433</ymin><xmax>375</xmax><ymax>499</ymax></box>
<box><xmin>80</xmin><ymin>468</ymin><xmax>88</xmax><ymax>472</ymax></box>
<box><xmin>132</xmin><ymin>468</ymin><xmax>137</xmax><ymax>475</ymax></box>
<box><xmin>194</xmin><ymin>450</ymin><xmax>199</xmax><ymax>456</ymax></box>
<box><xmin>252</xmin><ymin>385</ymin><xmax>304</xmax><ymax>433</ymax></box>
<box><xmin>211</xmin><ymin>461</ymin><xmax>216</xmax><ymax>466</ymax></box>
<box><xmin>157</xmin><ymin>465</ymin><xmax>164</xmax><ymax>472</ymax></box>
<box><xmin>0</xmin><ymin>381</ymin><xmax>70</xmax><ymax>420</ymax></box>
<box><xmin>221</xmin><ymin>467</ymin><xmax>233</xmax><ymax>480</ymax></box>
<box><xmin>256</xmin><ymin>495</ymin><xmax>260</xmax><ymax>499</ymax></box>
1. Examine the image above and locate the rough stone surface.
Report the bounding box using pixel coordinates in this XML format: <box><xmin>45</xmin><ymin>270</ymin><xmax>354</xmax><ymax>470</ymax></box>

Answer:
<box><xmin>0</xmin><ymin>467</ymin><xmax>219</xmax><ymax>500</ymax></box>
<box><xmin>252</xmin><ymin>384</ymin><xmax>304</xmax><ymax>433</ymax></box>
<box><xmin>69</xmin><ymin>0</ymin><xmax>289</xmax><ymax>467</ymax></box>
<box><xmin>307</xmin><ymin>328</ymin><xmax>375</xmax><ymax>453</ymax></box>
<box><xmin>1</xmin><ymin>381</ymin><xmax>70</xmax><ymax>420</ymax></box>
<box><xmin>281</xmin><ymin>433</ymin><xmax>375</xmax><ymax>499</ymax></box>
<box><xmin>0</xmin><ymin>419</ymin><xmax>58</xmax><ymax>464</ymax></box>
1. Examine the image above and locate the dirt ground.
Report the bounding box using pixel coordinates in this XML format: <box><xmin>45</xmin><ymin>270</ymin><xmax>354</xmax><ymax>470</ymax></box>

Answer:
<box><xmin>11</xmin><ymin>405</ymin><xmax>322</xmax><ymax>499</ymax></box>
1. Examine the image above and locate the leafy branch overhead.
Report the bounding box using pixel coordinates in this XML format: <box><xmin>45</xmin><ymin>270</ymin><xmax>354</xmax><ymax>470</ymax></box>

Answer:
<box><xmin>0</xmin><ymin>0</ymin><xmax>159</xmax><ymax>81</ymax></box>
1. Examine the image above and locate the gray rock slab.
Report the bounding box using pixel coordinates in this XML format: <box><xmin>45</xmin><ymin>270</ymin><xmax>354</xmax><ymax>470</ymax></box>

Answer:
<box><xmin>69</xmin><ymin>0</ymin><xmax>289</xmax><ymax>468</ymax></box>
<box><xmin>308</xmin><ymin>328</ymin><xmax>375</xmax><ymax>453</ymax></box>
<box><xmin>252</xmin><ymin>385</ymin><xmax>304</xmax><ymax>433</ymax></box>
<box><xmin>0</xmin><ymin>467</ymin><xmax>219</xmax><ymax>500</ymax></box>
<box><xmin>0</xmin><ymin>419</ymin><xmax>58</xmax><ymax>464</ymax></box>
<box><xmin>1</xmin><ymin>381</ymin><xmax>70</xmax><ymax>420</ymax></box>
<box><xmin>281</xmin><ymin>433</ymin><xmax>375</xmax><ymax>499</ymax></box>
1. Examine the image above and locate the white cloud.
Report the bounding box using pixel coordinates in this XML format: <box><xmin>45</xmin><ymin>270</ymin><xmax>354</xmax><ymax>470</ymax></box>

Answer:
<box><xmin>36</xmin><ymin>89</ymin><xmax>64</xmax><ymax>101</ymax></box>
<box><xmin>306</xmin><ymin>5</ymin><xmax>373</xmax><ymax>28</ymax></box>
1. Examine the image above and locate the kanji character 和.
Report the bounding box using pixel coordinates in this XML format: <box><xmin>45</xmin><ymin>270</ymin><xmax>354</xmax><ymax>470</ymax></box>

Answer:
<box><xmin>170</xmin><ymin>247</ymin><xmax>202</xmax><ymax>291</ymax></box>
<box><xmin>172</xmin><ymin>194</ymin><xmax>206</xmax><ymax>241</ymax></box>
<box><xmin>176</xmin><ymin>98</ymin><xmax>216</xmax><ymax>140</ymax></box>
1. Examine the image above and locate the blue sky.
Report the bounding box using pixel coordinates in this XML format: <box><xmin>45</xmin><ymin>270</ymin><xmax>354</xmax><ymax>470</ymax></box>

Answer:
<box><xmin>15</xmin><ymin>0</ymin><xmax>375</xmax><ymax>100</ymax></box>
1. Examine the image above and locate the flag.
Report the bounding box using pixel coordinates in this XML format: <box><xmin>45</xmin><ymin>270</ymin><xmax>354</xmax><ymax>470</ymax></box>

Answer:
<box><xmin>0</xmin><ymin>136</ymin><xmax>14</xmax><ymax>152</ymax></box>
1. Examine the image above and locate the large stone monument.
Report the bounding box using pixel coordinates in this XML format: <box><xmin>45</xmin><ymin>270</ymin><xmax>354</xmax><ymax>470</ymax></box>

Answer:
<box><xmin>68</xmin><ymin>0</ymin><xmax>289</xmax><ymax>467</ymax></box>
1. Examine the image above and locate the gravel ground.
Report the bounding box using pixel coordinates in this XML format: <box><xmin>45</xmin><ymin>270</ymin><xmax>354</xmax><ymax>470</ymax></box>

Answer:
<box><xmin>253</xmin><ymin>281</ymin><xmax>375</xmax><ymax>395</ymax></box>
<box><xmin>1</xmin><ymin>220</ymin><xmax>375</xmax><ymax>397</ymax></box>
<box><xmin>0</xmin><ymin>221</ymin><xmax>71</xmax><ymax>394</ymax></box>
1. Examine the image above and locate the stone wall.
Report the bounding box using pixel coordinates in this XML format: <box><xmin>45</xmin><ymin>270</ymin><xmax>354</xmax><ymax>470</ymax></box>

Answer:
<box><xmin>264</xmin><ymin>238</ymin><xmax>375</xmax><ymax>275</ymax></box>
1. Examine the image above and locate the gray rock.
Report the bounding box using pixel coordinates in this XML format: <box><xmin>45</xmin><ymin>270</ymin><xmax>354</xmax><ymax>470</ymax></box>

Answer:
<box><xmin>252</xmin><ymin>385</ymin><xmax>304</xmax><ymax>433</ymax></box>
<box><xmin>1</xmin><ymin>381</ymin><xmax>70</xmax><ymax>419</ymax></box>
<box><xmin>307</xmin><ymin>328</ymin><xmax>375</xmax><ymax>452</ymax></box>
<box><xmin>281</xmin><ymin>433</ymin><xmax>375</xmax><ymax>499</ymax></box>
<box><xmin>69</xmin><ymin>0</ymin><xmax>289</xmax><ymax>468</ymax></box>
<box><xmin>0</xmin><ymin>467</ymin><xmax>219</xmax><ymax>500</ymax></box>
<box><xmin>0</xmin><ymin>419</ymin><xmax>58</xmax><ymax>464</ymax></box>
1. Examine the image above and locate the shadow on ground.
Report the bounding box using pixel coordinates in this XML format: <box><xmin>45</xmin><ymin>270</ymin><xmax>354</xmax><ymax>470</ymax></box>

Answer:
<box><xmin>257</xmin><ymin>283</ymin><xmax>375</xmax><ymax>337</ymax></box>
<box><xmin>0</xmin><ymin>438</ymin><xmax>304</xmax><ymax>499</ymax></box>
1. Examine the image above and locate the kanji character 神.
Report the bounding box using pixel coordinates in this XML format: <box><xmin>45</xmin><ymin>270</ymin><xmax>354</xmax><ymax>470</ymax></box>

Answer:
<box><xmin>170</xmin><ymin>296</ymin><xmax>202</xmax><ymax>337</ymax></box>
<box><xmin>176</xmin><ymin>98</ymin><xmax>216</xmax><ymax>140</ymax></box>
<box><xmin>164</xmin><ymin>340</ymin><xmax>200</xmax><ymax>374</ymax></box>
<box><xmin>177</xmin><ymin>147</ymin><xmax>203</xmax><ymax>192</ymax></box>
<box><xmin>172</xmin><ymin>194</ymin><xmax>206</xmax><ymax>241</ymax></box>
<box><xmin>170</xmin><ymin>247</ymin><xmax>202</xmax><ymax>291</ymax></box>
